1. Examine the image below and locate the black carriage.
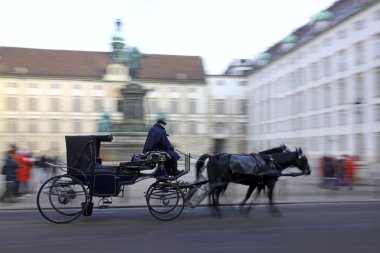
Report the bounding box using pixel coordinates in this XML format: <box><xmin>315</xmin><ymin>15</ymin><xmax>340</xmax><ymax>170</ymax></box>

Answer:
<box><xmin>36</xmin><ymin>134</ymin><xmax>198</xmax><ymax>224</ymax></box>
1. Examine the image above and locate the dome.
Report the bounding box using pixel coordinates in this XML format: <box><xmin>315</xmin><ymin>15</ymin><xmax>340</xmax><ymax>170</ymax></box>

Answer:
<box><xmin>315</xmin><ymin>11</ymin><xmax>334</xmax><ymax>21</ymax></box>
<box><xmin>256</xmin><ymin>52</ymin><xmax>271</xmax><ymax>60</ymax></box>
<box><xmin>282</xmin><ymin>34</ymin><xmax>298</xmax><ymax>44</ymax></box>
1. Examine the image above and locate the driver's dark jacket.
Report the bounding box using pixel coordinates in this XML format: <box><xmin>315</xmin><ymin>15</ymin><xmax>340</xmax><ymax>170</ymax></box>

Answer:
<box><xmin>143</xmin><ymin>123</ymin><xmax>180</xmax><ymax>160</ymax></box>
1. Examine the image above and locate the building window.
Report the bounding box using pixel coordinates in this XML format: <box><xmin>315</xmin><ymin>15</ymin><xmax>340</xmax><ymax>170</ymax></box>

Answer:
<box><xmin>337</xmin><ymin>30</ymin><xmax>347</xmax><ymax>39</ymax></box>
<box><xmin>324</xmin><ymin>113</ymin><xmax>332</xmax><ymax>127</ymax></box>
<box><xmin>51</xmin><ymin>119</ymin><xmax>60</xmax><ymax>133</ymax></box>
<box><xmin>7</xmin><ymin>97</ymin><xmax>17</xmax><ymax>111</ymax></box>
<box><xmin>375</xmin><ymin>69</ymin><xmax>380</xmax><ymax>97</ymax></box>
<box><xmin>323</xmin><ymin>57</ymin><xmax>332</xmax><ymax>77</ymax></box>
<box><xmin>189</xmin><ymin>121</ymin><xmax>197</xmax><ymax>134</ymax></box>
<box><xmin>338</xmin><ymin>79</ymin><xmax>347</xmax><ymax>105</ymax></box>
<box><xmin>355</xmin><ymin>73</ymin><xmax>365</xmax><ymax>102</ymax></box>
<box><xmin>355</xmin><ymin>42</ymin><xmax>365</xmax><ymax>65</ymax></box>
<box><xmin>353</xmin><ymin>20</ymin><xmax>365</xmax><ymax>30</ymax></box>
<box><xmin>188</xmin><ymin>99</ymin><xmax>197</xmax><ymax>114</ymax></box>
<box><xmin>337</xmin><ymin>50</ymin><xmax>347</xmax><ymax>71</ymax></box>
<box><xmin>338</xmin><ymin>110</ymin><xmax>347</xmax><ymax>125</ymax></box>
<box><xmin>28</xmin><ymin>97</ymin><xmax>38</xmax><ymax>111</ymax></box>
<box><xmin>215</xmin><ymin>122</ymin><xmax>225</xmax><ymax>134</ymax></box>
<box><xmin>236</xmin><ymin>99</ymin><xmax>247</xmax><ymax>115</ymax></box>
<box><xmin>215</xmin><ymin>99</ymin><xmax>225</xmax><ymax>114</ymax></box>
<box><xmin>374</xmin><ymin>9</ymin><xmax>380</xmax><ymax>20</ymax></box>
<box><xmin>73</xmin><ymin>97</ymin><xmax>82</xmax><ymax>112</ymax></box>
<box><xmin>374</xmin><ymin>37</ymin><xmax>380</xmax><ymax>58</ymax></box>
<box><xmin>117</xmin><ymin>99</ymin><xmax>124</xmax><ymax>113</ymax></box>
<box><xmin>170</xmin><ymin>100</ymin><xmax>180</xmax><ymax>114</ymax></box>
<box><xmin>94</xmin><ymin>98</ymin><xmax>103</xmax><ymax>112</ymax></box>
<box><xmin>310</xmin><ymin>62</ymin><xmax>319</xmax><ymax>81</ymax></box>
<box><xmin>7</xmin><ymin>119</ymin><xmax>17</xmax><ymax>133</ymax></box>
<box><xmin>148</xmin><ymin>99</ymin><xmax>159</xmax><ymax>114</ymax></box>
<box><xmin>50</xmin><ymin>141</ymin><xmax>60</xmax><ymax>155</ymax></box>
<box><xmin>51</xmin><ymin>97</ymin><xmax>60</xmax><ymax>111</ymax></box>
<box><xmin>324</xmin><ymin>85</ymin><xmax>331</xmax><ymax>108</ymax></box>
<box><xmin>73</xmin><ymin>121</ymin><xmax>81</xmax><ymax>133</ymax></box>
<box><xmin>29</xmin><ymin>119</ymin><xmax>38</xmax><ymax>133</ymax></box>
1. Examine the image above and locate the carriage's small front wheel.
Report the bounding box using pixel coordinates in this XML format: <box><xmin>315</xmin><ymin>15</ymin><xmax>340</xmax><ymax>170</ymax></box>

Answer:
<box><xmin>146</xmin><ymin>182</ymin><xmax>185</xmax><ymax>221</ymax></box>
<box><xmin>37</xmin><ymin>175</ymin><xmax>88</xmax><ymax>224</ymax></box>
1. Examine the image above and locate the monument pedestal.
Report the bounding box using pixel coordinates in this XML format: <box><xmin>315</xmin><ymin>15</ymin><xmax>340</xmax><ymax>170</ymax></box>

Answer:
<box><xmin>98</xmin><ymin>83</ymin><xmax>151</xmax><ymax>162</ymax></box>
<box><xmin>101</xmin><ymin>131</ymin><xmax>148</xmax><ymax>162</ymax></box>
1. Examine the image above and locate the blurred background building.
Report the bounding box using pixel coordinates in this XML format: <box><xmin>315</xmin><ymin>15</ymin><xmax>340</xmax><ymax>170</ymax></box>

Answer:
<box><xmin>232</xmin><ymin>0</ymin><xmax>379</xmax><ymax>162</ymax></box>
<box><xmin>0</xmin><ymin>20</ymin><xmax>247</xmax><ymax>159</ymax></box>
<box><xmin>1</xmin><ymin>0</ymin><xmax>379</xmax><ymax>163</ymax></box>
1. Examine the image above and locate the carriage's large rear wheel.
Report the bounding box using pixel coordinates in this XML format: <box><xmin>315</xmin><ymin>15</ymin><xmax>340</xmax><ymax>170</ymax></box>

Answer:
<box><xmin>37</xmin><ymin>175</ymin><xmax>88</xmax><ymax>224</ymax></box>
<box><xmin>146</xmin><ymin>182</ymin><xmax>185</xmax><ymax>221</ymax></box>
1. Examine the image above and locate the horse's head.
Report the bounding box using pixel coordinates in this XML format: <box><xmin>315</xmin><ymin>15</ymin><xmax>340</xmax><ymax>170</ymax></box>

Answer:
<box><xmin>294</xmin><ymin>147</ymin><xmax>311</xmax><ymax>175</ymax></box>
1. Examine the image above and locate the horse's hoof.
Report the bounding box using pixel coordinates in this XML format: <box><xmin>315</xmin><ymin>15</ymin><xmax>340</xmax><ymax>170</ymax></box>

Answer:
<box><xmin>211</xmin><ymin>208</ymin><xmax>222</xmax><ymax>217</ymax></box>
<box><xmin>269</xmin><ymin>207</ymin><xmax>282</xmax><ymax>217</ymax></box>
<box><xmin>239</xmin><ymin>206</ymin><xmax>251</xmax><ymax>215</ymax></box>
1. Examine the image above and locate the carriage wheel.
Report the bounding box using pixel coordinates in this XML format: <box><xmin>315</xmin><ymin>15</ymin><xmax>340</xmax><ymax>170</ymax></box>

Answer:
<box><xmin>37</xmin><ymin>175</ymin><xmax>88</xmax><ymax>224</ymax></box>
<box><xmin>146</xmin><ymin>182</ymin><xmax>185</xmax><ymax>221</ymax></box>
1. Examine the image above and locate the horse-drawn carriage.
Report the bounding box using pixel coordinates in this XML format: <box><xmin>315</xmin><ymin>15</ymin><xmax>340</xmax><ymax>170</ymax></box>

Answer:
<box><xmin>36</xmin><ymin>134</ymin><xmax>206</xmax><ymax>223</ymax></box>
<box><xmin>37</xmin><ymin>135</ymin><xmax>311</xmax><ymax>224</ymax></box>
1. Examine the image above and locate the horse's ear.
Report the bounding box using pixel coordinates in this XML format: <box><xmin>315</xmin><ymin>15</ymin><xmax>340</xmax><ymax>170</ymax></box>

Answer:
<box><xmin>299</xmin><ymin>147</ymin><xmax>303</xmax><ymax>154</ymax></box>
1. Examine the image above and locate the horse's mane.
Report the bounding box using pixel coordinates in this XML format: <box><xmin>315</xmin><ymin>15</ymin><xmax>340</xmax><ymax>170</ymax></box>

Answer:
<box><xmin>269</xmin><ymin>151</ymin><xmax>297</xmax><ymax>164</ymax></box>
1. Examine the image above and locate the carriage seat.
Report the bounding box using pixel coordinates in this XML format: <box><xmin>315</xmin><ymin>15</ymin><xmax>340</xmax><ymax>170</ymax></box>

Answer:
<box><xmin>119</xmin><ymin>151</ymin><xmax>168</xmax><ymax>172</ymax></box>
<box><xmin>119</xmin><ymin>160</ymin><xmax>157</xmax><ymax>171</ymax></box>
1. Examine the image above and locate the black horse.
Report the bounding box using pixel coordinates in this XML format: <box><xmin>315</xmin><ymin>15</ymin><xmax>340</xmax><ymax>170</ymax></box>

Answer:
<box><xmin>195</xmin><ymin>145</ymin><xmax>290</xmax><ymax>209</ymax></box>
<box><xmin>195</xmin><ymin>146</ymin><xmax>311</xmax><ymax>215</ymax></box>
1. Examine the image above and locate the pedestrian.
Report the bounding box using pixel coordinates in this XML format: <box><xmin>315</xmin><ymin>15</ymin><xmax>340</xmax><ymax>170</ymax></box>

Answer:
<box><xmin>14</xmin><ymin>150</ymin><xmax>33</xmax><ymax>195</ymax></box>
<box><xmin>143</xmin><ymin>119</ymin><xmax>183</xmax><ymax>176</ymax></box>
<box><xmin>0</xmin><ymin>151</ymin><xmax>19</xmax><ymax>203</ymax></box>
<box><xmin>343</xmin><ymin>155</ymin><xmax>355</xmax><ymax>190</ymax></box>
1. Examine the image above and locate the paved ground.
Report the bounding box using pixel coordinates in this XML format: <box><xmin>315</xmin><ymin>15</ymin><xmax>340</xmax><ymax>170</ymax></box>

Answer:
<box><xmin>1</xmin><ymin>159</ymin><xmax>379</xmax><ymax>210</ymax></box>
<box><xmin>1</xmin><ymin>203</ymin><xmax>380</xmax><ymax>253</ymax></box>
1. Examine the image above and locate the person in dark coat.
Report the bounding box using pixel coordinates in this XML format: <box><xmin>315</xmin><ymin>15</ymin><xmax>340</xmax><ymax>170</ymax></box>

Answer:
<box><xmin>1</xmin><ymin>151</ymin><xmax>19</xmax><ymax>202</ymax></box>
<box><xmin>143</xmin><ymin>120</ymin><xmax>182</xmax><ymax>176</ymax></box>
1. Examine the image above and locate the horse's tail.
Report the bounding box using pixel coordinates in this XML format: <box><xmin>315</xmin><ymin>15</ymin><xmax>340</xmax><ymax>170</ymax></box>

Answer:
<box><xmin>195</xmin><ymin>154</ymin><xmax>211</xmax><ymax>181</ymax></box>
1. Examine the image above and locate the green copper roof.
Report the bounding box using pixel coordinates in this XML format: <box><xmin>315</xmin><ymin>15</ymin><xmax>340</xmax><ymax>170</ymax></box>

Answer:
<box><xmin>315</xmin><ymin>11</ymin><xmax>334</xmax><ymax>21</ymax></box>
<box><xmin>282</xmin><ymin>34</ymin><xmax>298</xmax><ymax>43</ymax></box>
<box><xmin>256</xmin><ymin>52</ymin><xmax>271</xmax><ymax>60</ymax></box>
<box><xmin>112</xmin><ymin>31</ymin><xmax>125</xmax><ymax>43</ymax></box>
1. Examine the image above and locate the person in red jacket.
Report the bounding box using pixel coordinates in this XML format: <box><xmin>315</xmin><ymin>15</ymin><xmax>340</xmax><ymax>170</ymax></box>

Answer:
<box><xmin>343</xmin><ymin>155</ymin><xmax>355</xmax><ymax>190</ymax></box>
<box><xmin>14</xmin><ymin>151</ymin><xmax>33</xmax><ymax>195</ymax></box>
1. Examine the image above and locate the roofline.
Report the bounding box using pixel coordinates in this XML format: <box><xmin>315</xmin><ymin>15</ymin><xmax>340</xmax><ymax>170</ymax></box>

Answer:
<box><xmin>0</xmin><ymin>74</ymin><xmax>104</xmax><ymax>82</ymax></box>
<box><xmin>246</xmin><ymin>0</ymin><xmax>377</xmax><ymax>76</ymax></box>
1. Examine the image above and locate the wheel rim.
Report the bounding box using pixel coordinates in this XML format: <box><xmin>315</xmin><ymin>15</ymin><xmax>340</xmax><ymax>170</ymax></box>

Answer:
<box><xmin>146</xmin><ymin>182</ymin><xmax>184</xmax><ymax>221</ymax></box>
<box><xmin>37</xmin><ymin>175</ymin><xmax>88</xmax><ymax>224</ymax></box>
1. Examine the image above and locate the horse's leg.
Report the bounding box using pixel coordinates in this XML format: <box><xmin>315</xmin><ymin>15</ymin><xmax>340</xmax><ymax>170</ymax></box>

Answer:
<box><xmin>239</xmin><ymin>184</ymin><xmax>256</xmax><ymax>214</ymax></box>
<box><xmin>210</xmin><ymin>188</ymin><xmax>222</xmax><ymax>216</ymax></box>
<box><xmin>266</xmin><ymin>179</ymin><xmax>281</xmax><ymax>216</ymax></box>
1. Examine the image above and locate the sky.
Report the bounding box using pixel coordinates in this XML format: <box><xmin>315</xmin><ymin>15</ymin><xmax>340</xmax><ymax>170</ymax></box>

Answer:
<box><xmin>0</xmin><ymin>0</ymin><xmax>337</xmax><ymax>74</ymax></box>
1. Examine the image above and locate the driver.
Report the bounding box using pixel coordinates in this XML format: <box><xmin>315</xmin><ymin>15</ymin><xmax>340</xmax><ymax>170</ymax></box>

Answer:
<box><xmin>143</xmin><ymin>119</ymin><xmax>183</xmax><ymax>176</ymax></box>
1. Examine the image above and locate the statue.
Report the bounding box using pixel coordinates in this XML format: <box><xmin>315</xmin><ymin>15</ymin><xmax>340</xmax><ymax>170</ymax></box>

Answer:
<box><xmin>99</xmin><ymin>112</ymin><xmax>111</xmax><ymax>132</ymax></box>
